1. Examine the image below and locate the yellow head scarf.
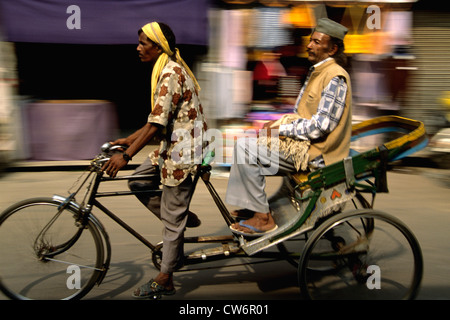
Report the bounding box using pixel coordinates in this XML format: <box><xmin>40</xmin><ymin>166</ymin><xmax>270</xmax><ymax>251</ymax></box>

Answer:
<box><xmin>141</xmin><ymin>22</ymin><xmax>201</xmax><ymax>110</ymax></box>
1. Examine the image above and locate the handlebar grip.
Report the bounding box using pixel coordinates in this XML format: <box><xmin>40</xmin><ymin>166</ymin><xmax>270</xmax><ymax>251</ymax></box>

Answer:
<box><xmin>101</xmin><ymin>142</ymin><xmax>112</xmax><ymax>152</ymax></box>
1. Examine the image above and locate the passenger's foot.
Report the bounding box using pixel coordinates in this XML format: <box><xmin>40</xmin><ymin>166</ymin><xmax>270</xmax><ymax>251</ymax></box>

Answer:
<box><xmin>230</xmin><ymin>212</ymin><xmax>277</xmax><ymax>237</ymax></box>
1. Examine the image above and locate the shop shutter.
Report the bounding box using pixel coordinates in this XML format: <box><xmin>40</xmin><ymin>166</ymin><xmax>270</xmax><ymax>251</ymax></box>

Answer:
<box><xmin>405</xmin><ymin>11</ymin><xmax>450</xmax><ymax>134</ymax></box>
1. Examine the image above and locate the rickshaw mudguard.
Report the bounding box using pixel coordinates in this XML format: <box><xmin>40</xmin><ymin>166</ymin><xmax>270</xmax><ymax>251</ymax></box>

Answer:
<box><xmin>240</xmin><ymin>116</ymin><xmax>427</xmax><ymax>256</ymax></box>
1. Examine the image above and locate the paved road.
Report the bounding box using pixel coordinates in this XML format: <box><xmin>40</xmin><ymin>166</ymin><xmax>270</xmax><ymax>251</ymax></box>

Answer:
<box><xmin>0</xmin><ymin>163</ymin><xmax>449</xmax><ymax>301</ymax></box>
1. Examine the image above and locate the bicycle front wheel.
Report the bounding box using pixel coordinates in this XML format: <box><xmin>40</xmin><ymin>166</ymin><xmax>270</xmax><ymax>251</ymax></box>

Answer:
<box><xmin>0</xmin><ymin>198</ymin><xmax>104</xmax><ymax>300</ymax></box>
<box><xmin>298</xmin><ymin>209</ymin><xmax>423</xmax><ymax>300</ymax></box>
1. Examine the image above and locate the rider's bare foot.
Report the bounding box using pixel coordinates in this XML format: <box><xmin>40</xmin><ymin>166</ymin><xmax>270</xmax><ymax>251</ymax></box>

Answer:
<box><xmin>231</xmin><ymin>212</ymin><xmax>276</xmax><ymax>234</ymax></box>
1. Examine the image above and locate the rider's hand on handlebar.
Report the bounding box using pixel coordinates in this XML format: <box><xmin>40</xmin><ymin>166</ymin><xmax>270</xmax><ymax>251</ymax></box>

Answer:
<box><xmin>102</xmin><ymin>153</ymin><xmax>128</xmax><ymax>178</ymax></box>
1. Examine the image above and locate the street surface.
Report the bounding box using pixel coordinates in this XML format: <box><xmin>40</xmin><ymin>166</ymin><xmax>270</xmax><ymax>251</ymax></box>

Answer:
<box><xmin>0</xmin><ymin>161</ymin><xmax>449</xmax><ymax>301</ymax></box>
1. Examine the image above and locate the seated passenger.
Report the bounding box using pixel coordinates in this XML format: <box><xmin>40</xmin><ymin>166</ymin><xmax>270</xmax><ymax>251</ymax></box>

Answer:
<box><xmin>225</xmin><ymin>18</ymin><xmax>352</xmax><ymax>236</ymax></box>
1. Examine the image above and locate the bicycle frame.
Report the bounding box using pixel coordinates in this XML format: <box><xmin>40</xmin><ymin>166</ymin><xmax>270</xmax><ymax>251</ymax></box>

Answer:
<box><xmin>55</xmin><ymin>162</ymin><xmax>253</xmax><ymax>272</ymax></box>
<box><xmin>87</xmin><ymin>171</ymin><xmax>163</xmax><ymax>252</ymax></box>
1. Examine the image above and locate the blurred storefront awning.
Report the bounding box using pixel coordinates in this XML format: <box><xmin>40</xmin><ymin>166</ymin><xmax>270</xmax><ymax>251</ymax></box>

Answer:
<box><xmin>0</xmin><ymin>0</ymin><xmax>209</xmax><ymax>45</ymax></box>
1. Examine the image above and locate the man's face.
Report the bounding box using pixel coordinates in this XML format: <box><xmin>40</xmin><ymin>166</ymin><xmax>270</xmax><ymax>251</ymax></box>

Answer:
<box><xmin>306</xmin><ymin>31</ymin><xmax>335</xmax><ymax>65</ymax></box>
<box><xmin>137</xmin><ymin>32</ymin><xmax>161</xmax><ymax>63</ymax></box>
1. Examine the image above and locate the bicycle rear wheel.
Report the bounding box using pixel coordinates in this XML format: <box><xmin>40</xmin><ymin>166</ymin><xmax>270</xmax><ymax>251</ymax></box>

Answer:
<box><xmin>0</xmin><ymin>198</ymin><xmax>104</xmax><ymax>300</ymax></box>
<box><xmin>298</xmin><ymin>209</ymin><xmax>423</xmax><ymax>300</ymax></box>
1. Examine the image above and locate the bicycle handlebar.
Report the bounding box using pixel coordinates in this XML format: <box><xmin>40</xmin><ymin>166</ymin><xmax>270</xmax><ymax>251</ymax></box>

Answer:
<box><xmin>90</xmin><ymin>142</ymin><xmax>130</xmax><ymax>170</ymax></box>
<box><xmin>100</xmin><ymin>142</ymin><xmax>128</xmax><ymax>153</ymax></box>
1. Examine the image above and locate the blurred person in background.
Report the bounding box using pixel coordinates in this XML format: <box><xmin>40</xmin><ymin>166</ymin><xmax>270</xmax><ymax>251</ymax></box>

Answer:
<box><xmin>102</xmin><ymin>22</ymin><xmax>207</xmax><ymax>298</ymax></box>
<box><xmin>226</xmin><ymin>18</ymin><xmax>352</xmax><ymax>236</ymax></box>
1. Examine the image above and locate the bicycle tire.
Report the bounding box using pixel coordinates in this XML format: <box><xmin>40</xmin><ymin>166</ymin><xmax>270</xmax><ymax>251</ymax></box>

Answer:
<box><xmin>298</xmin><ymin>209</ymin><xmax>423</xmax><ymax>300</ymax></box>
<box><xmin>0</xmin><ymin>197</ymin><xmax>105</xmax><ymax>300</ymax></box>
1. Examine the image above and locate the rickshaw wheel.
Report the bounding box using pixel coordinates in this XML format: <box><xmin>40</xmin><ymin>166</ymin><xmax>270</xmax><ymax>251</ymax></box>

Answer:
<box><xmin>298</xmin><ymin>209</ymin><xmax>423</xmax><ymax>300</ymax></box>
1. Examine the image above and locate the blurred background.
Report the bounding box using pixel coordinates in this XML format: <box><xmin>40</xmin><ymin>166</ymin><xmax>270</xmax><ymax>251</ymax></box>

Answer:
<box><xmin>1</xmin><ymin>0</ymin><xmax>449</xmax><ymax>169</ymax></box>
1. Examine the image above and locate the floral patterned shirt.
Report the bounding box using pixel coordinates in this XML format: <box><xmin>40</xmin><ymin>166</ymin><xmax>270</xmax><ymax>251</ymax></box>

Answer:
<box><xmin>148</xmin><ymin>59</ymin><xmax>208</xmax><ymax>186</ymax></box>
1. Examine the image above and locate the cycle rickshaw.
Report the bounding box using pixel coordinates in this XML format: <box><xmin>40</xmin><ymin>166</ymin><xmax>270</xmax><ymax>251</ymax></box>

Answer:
<box><xmin>0</xmin><ymin>115</ymin><xmax>426</xmax><ymax>300</ymax></box>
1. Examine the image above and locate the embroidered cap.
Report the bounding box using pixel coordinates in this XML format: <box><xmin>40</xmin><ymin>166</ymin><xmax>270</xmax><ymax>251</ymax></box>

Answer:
<box><xmin>314</xmin><ymin>18</ymin><xmax>348</xmax><ymax>40</ymax></box>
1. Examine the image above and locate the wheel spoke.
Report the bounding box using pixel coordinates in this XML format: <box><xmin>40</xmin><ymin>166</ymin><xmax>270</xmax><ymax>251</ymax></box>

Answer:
<box><xmin>42</xmin><ymin>257</ymin><xmax>104</xmax><ymax>271</ymax></box>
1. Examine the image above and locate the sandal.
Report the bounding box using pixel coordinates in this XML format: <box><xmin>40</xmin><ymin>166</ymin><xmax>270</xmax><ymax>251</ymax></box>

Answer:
<box><xmin>230</xmin><ymin>220</ymin><xmax>278</xmax><ymax>237</ymax></box>
<box><xmin>132</xmin><ymin>279</ymin><xmax>176</xmax><ymax>299</ymax></box>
